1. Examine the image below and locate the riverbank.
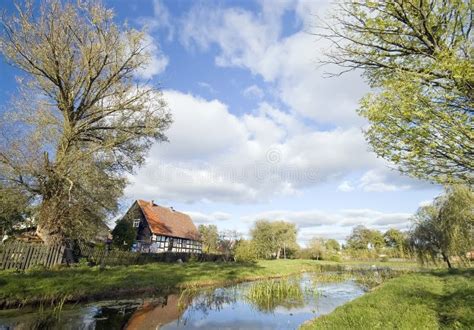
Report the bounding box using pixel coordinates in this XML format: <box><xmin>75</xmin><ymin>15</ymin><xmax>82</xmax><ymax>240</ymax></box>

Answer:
<box><xmin>0</xmin><ymin>259</ymin><xmax>417</xmax><ymax>308</ymax></box>
<box><xmin>301</xmin><ymin>268</ymin><xmax>473</xmax><ymax>329</ymax></box>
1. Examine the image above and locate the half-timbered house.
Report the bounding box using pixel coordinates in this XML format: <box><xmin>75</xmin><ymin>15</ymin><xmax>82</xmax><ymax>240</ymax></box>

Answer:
<box><xmin>120</xmin><ymin>200</ymin><xmax>202</xmax><ymax>253</ymax></box>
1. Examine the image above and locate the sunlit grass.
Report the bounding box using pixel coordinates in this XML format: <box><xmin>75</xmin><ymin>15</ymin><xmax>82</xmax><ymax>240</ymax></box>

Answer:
<box><xmin>0</xmin><ymin>259</ymin><xmax>421</xmax><ymax>308</ymax></box>
<box><xmin>301</xmin><ymin>269</ymin><xmax>474</xmax><ymax>329</ymax></box>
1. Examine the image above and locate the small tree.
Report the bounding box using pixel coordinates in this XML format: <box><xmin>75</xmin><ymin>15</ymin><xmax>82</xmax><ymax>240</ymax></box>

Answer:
<box><xmin>325</xmin><ymin>239</ymin><xmax>340</xmax><ymax>252</ymax></box>
<box><xmin>251</xmin><ymin>220</ymin><xmax>297</xmax><ymax>259</ymax></box>
<box><xmin>218</xmin><ymin>229</ymin><xmax>241</xmax><ymax>260</ymax></box>
<box><xmin>198</xmin><ymin>224</ymin><xmax>219</xmax><ymax>253</ymax></box>
<box><xmin>111</xmin><ymin>219</ymin><xmax>136</xmax><ymax>251</ymax></box>
<box><xmin>0</xmin><ymin>184</ymin><xmax>32</xmax><ymax>237</ymax></box>
<box><xmin>307</xmin><ymin>238</ymin><xmax>327</xmax><ymax>260</ymax></box>
<box><xmin>234</xmin><ymin>239</ymin><xmax>258</xmax><ymax>263</ymax></box>
<box><xmin>384</xmin><ymin>228</ymin><xmax>407</xmax><ymax>258</ymax></box>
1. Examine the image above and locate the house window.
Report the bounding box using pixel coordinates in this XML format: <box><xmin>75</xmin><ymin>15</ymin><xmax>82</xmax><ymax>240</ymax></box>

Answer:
<box><xmin>133</xmin><ymin>219</ymin><xmax>140</xmax><ymax>228</ymax></box>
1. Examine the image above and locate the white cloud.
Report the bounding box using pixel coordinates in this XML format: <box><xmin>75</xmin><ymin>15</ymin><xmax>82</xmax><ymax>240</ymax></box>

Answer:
<box><xmin>125</xmin><ymin>90</ymin><xmax>379</xmax><ymax>203</ymax></box>
<box><xmin>243</xmin><ymin>85</ymin><xmax>264</xmax><ymax>99</ymax></box>
<box><xmin>240</xmin><ymin>207</ymin><xmax>412</xmax><ymax>245</ymax></box>
<box><xmin>180</xmin><ymin>1</ymin><xmax>367</xmax><ymax>125</ymax></box>
<box><xmin>241</xmin><ymin>208</ymin><xmax>410</xmax><ymax>229</ymax></box>
<box><xmin>358</xmin><ymin>169</ymin><xmax>411</xmax><ymax>192</ymax></box>
<box><xmin>137</xmin><ymin>0</ymin><xmax>174</xmax><ymax>41</ymax></box>
<box><xmin>136</xmin><ymin>33</ymin><xmax>169</xmax><ymax>79</ymax></box>
<box><xmin>337</xmin><ymin>180</ymin><xmax>355</xmax><ymax>192</ymax></box>
<box><xmin>197</xmin><ymin>82</ymin><xmax>217</xmax><ymax>94</ymax></box>
<box><xmin>185</xmin><ymin>211</ymin><xmax>232</xmax><ymax>224</ymax></box>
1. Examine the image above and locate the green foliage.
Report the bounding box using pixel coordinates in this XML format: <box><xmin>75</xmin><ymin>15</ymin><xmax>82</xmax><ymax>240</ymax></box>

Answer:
<box><xmin>410</xmin><ymin>185</ymin><xmax>473</xmax><ymax>268</ymax></box>
<box><xmin>328</xmin><ymin>255</ymin><xmax>342</xmax><ymax>263</ymax></box>
<box><xmin>0</xmin><ymin>184</ymin><xmax>32</xmax><ymax>236</ymax></box>
<box><xmin>322</xmin><ymin>0</ymin><xmax>473</xmax><ymax>184</ymax></box>
<box><xmin>250</xmin><ymin>220</ymin><xmax>298</xmax><ymax>259</ymax></box>
<box><xmin>198</xmin><ymin>224</ymin><xmax>219</xmax><ymax>253</ymax></box>
<box><xmin>307</xmin><ymin>237</ymin><xmax>327</xmax><ymax>260</ymax></box>
<box><xmin>234</xmin><ymin>239</ymin><xmax>258</xmax><ymax>263</ymax></box>
<box><xmin>325</xmin><ymin>239</ymin><xmax>340</xmax><ymax>252</ymax></box>
<box><xmin>383</xmin><ymin>228</ymin><xmax>410</xmax><ymax>258</ymax></box>
<box><xmin>346</xmin><ymin>225</ymin><xmax>384</xmax><ymax>250</ymax></box>
<box><xmin>111</xmin><ymin>219</ymin><xmax>136</xmax><ymax>250</ymax></box>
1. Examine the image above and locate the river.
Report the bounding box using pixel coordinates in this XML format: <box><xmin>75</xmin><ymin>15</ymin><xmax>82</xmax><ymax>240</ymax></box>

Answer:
<box><xmin>0</xmin><ymin>273</ymin><xmax>366</xmax><ymax>330</ymax></box>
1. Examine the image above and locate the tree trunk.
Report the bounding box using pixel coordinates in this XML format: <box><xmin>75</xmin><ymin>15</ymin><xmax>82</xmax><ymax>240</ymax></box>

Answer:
<box><xmin>36</xmin><ymin>224</ymin><xmax>60</xmax><ymax>245</ymax></box>
<box><xmin>441</xmin><ymin>253</ymin><xmax>452</xmax><ymax>269</ymax></box>
<box><xmin>276</xmin><ymin>247</ymin><xmax>281</xmax><ymax>259</ymax></box>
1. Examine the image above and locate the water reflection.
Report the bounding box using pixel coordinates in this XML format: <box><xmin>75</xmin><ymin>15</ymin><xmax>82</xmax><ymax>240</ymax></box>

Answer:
<box><xmin>0</xmin><ymin>274</ymin><xmax>365</xmax><ymax>330</ymax></box>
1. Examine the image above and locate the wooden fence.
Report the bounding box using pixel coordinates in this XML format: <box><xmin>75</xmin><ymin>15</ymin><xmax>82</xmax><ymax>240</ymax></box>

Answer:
<box><xmin>78</xmin><ymin>242</ymin><xmax>228</xmax><ymax>266</ymax></box>
<box><xmin>0</xmin><ymin>242</ymin><xmax>65</xmax><ymax>271</ymax></box>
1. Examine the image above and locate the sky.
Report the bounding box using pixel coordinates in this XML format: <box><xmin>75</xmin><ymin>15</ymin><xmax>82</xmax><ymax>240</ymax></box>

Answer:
<box><xmin>0</xmin><ymin>0</ymin><xmax>442</xmax><ymax>245</ymax></box>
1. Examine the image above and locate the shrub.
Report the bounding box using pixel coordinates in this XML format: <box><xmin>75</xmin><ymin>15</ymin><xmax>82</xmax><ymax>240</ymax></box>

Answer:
<box><xmin>328</xmin><ymin>254</ymin><xmax>342</xmax><ymax>262</ymax></box>
<box><xmin>234</xmin><ymin>240</ymin><xmax>258</xmax><ymax>262</ymax></box>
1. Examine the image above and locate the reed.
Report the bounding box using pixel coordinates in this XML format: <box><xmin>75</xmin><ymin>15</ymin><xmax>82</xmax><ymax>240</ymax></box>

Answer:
<box><xmin>245</xmin><ymin>279</ymin><xmax>305</xmax><ymax>312</ymax></box>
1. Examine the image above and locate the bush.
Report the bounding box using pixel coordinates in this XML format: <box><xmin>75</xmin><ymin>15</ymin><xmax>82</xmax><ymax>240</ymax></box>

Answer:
<box><xmin>328</xmin><ymin>254</ymin><xmax>342</xmax><ymax>262</ymax></box>
<box><xmin>380</xmin><ymin>255</ymin><xmax>389</xmax><ymax>262</ymax></box>
<box><xmin>234</xmin><ymin>240</ymin><xmax>258</xmax><ymax>262</ymax></box>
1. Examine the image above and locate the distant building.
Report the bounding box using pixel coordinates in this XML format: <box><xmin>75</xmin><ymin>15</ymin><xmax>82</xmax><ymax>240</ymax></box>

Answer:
<box><xmin>121</xmin><ymin>200</ymin><xmax>202</xmax><ymax>253</ymax></box>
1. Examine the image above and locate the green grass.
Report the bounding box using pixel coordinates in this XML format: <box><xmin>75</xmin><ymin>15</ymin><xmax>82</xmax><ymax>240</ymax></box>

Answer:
<box><xmin>301</xmin><ymin>269</ymin><xmax>474</xmax><ymax>329</ymax></box>
<box><xmin>0</xmin><ymin>259</ymin><xmax>421</xmax><ymax>308</ymax></box>
<box><xmin>0</xmin><ymin>259</ymin><xmax>367</xmax><ymax>308</ymax></box>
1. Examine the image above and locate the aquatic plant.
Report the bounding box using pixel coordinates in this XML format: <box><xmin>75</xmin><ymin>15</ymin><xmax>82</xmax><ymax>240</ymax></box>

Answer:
<box><xmin>245</xmin><ymin>279</ymin><xmax>305</xmax><ymax>312</ymax></box>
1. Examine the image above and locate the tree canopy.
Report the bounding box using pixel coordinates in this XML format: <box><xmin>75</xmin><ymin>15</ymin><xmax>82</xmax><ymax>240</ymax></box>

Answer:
<box><xmin>111</xmin><ymin>218</ymin><xmax>136</xmax><ymax>250</ymax></box>
<box><xmin>320</xmin><ymin>0</ymin><xmax>473</xmax><ymax>184</ymax></box>
<box><xmin>346</xmin><ymin>225</ymin><xmax>384</xmax><ymax>250</ymax></box>
<box><xmin>410</xmin><ymin>185</ymin><xmax>473</xmax><ymax>268</ymax></box>
<box><xmin>198</xmin><ymin>224</ymin><xmax>219</xmax><ymax>253</ymax></box>
<box><xmin>251</xmin><ymin>220</ymin><xmax>298</xmax><ymax>259</ymax></box>
<box><xmin>0</xmin><ymin>0</ymin><xmax>171</xmax><ymax>243</ymax></box>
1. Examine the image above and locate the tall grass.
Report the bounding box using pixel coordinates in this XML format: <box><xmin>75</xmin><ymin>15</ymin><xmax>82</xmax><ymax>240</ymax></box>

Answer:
<box><xmin>246</xmin><ymin>279</ymin><xmax>305</xmax><ymax>312</ymax></box>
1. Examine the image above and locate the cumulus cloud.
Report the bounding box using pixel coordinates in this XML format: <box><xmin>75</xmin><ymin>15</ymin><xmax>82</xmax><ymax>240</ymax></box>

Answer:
<box><xmin>180</xmin><ymin>1</ymin><xmax>368</xmax><ymax>125</ymax></box>
<box><xmin>136</xmin><ymin>33</ymin><xmax>169</xmax><ymax>79</ymax></box>
<box><xmin>240</xmin><ymin>207</ymin><xmax>412</xmax><ymax>245</ymax></box>
<box><xmin>125</xmin><ymin>90</ymin><xmax>381</xmax><ymax>203</ymax></box>
<box><xmin>337</xmin><ymin>181</ymin><xmax>355</xmax><ymax>192</ymax></box>
<box><xmin>185</xmin><ymin>211</ymin><xmax>232</xmax><ymax>224</ymax></box>
<box><xmin>241</xmin><ymin>208</ymin><xmax>410</xmax><ymax>229</ymax></box>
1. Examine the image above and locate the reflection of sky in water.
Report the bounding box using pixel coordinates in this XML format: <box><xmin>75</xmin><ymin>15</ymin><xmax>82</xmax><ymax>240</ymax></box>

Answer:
<box><xmin>0</xmin><ymin>274</ymin><xmax>365</xmax><ymax>330</ymax></box>
<box><xmin>162</xmin><ymin>275</ymin><xmax>365</xmax><ymax>330</ymax></box>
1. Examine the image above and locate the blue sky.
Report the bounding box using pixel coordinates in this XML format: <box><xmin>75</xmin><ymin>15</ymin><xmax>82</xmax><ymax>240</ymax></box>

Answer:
<box><xmin>0</xmin><ymin>0</ymin><xmax>442</xmax><ymax>244</ymax></box>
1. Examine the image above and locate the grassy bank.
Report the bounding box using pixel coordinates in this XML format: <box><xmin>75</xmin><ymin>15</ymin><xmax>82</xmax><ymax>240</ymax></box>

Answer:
<box><xmin>301</xmin><ymin>269</ymin><xmax>473</xmax><ymax>329</ymax></box>
<box><xmin>0</xmin><ymin>259</ymin><xmax>417</xmax><ymax>308</ymax></box>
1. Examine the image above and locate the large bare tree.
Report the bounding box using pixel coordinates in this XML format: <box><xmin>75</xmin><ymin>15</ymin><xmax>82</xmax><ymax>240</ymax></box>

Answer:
<box><xmin>0</xmin><ymin>0</ymin><xmax>171</xmax><ymax>243</ymax></box>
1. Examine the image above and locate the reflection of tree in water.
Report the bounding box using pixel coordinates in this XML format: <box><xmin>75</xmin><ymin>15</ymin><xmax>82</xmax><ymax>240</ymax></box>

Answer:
<box><xmin>94</xmin><ymin>303</ymin><xmax>141</xmax><ymax>330</ymax></box>
<box><xmin>175</xmin><ymin>287</ymin><xmax>239</xmax><ymax>325</ymax></box>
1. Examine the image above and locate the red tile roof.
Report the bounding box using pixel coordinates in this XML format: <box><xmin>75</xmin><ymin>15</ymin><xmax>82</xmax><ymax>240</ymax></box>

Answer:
<box><xmin>137</xmin><ymin>200</ymin><xmax>200</xmax><ymax>241</ymax></box>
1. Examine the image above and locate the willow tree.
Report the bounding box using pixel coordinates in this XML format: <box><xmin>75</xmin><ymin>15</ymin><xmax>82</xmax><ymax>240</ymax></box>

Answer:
<box><xmin>320</xmin><ymin>0</ymin><xmax>473</xmax><ymax>184</ymax></box>
<box><xmin>410</xmin><ymin>185</ymin><xmax>473</xmax><ymax>268</ymax></box>
<box><xmin>0</xmin><ymin>1</ymin><xmax>171</xmax><ymax>243</ymax></box>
